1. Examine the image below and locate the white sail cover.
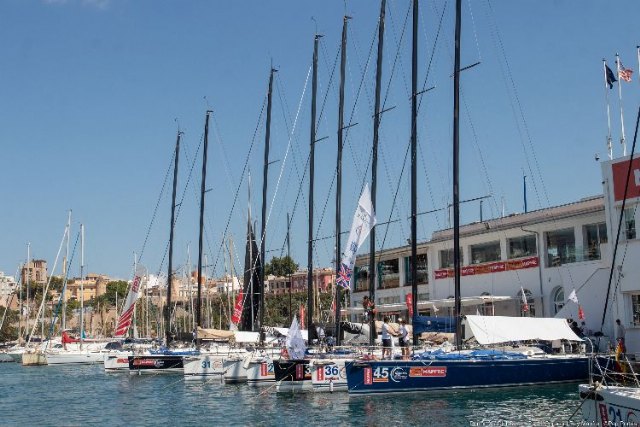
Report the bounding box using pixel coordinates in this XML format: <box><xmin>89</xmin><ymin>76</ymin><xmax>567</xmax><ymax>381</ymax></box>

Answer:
<box><xmin>114</xmin><ymin>266</ymin><xmax>146</xmax><ymax>337</ymax></box>
<box><xmin>286</xmin><ymin>316</ymin><xmax>307</xmax><ymax>359</ymax></box>
<box><xmin>336</xmin><ymin>183</ymin><xmax>377</xmax><ymax>289</ymax></box>
<box><xmin>465</xmin><ymin>315</ymin><xmax>583</xmax><ymax>345</ymax></box>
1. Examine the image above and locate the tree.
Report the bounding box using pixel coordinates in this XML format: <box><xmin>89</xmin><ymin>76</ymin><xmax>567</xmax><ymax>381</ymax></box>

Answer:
<box><xmin>91</xmin><ymin>281</ymin><xmax>129</xmax><ymax>309</ymax></box>
<box><xmin>0</xmin><ymin>307</ymin><xmax>18</xmax><ymax>341</ymax></box>
<box><xmin>264</xmin><ymin>256</ymin><xmax>298</xmax><ymax>277</ymax></box>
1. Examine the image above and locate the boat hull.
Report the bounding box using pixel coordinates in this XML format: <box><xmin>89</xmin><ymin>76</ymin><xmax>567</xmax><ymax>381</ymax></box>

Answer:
<box><xmin>128</xmin><ymin>354</ymin><xmax>184</xmax><ymax>374</ymax></box>
<box><xmin>274</xmin><ymin>360</ymin><xmax>313</xmax><ymax>392</ymax></box>
<box><xmin>183</xmin><ymin>354</ymin><xmax>225</xmax><ymax>378</ymax></box>
<box><xmin>246</xmin><ymin>359</ymin><xmax>276</xmax><ymax>385</ymax></box>
<box><xmin>579</xmin><ymin>383</ymin><xmax>640</xmax><ymax>425</ymax></box>
<box><xmin>104</xmin><ymin>352</ymin><xmax>133</xmax><ymax>372</ymax></box>
<box><xmin>223</xmin><ymin>358</ymin><xmax>250</xmax><ymax>383</ymax></box>
<box><xmin>346</xmin><ymin>356</ymin><xmax>589</xmax><ymax>394</ymax></box>
<box><xmin>46</xmin><ymin>351</ymin><xmax>104</xmax><ymax>365</ymax></box>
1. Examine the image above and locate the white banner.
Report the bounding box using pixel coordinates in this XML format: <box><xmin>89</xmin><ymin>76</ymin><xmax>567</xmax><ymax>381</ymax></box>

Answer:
<box><xmin>336</xmin><ymin>183</ymin><xmax>377</xmax><ymax>289</ymax></box>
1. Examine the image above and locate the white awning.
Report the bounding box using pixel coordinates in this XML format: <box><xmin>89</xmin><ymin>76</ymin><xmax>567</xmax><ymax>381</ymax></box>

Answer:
<box><xmin>341</xmin><ymin>295</ymin><xmax>513</xmax><ymax>314</ymax></box>
<box><xmin>465</xmin><ymin>315</ymin><xmax>583</xmax><ymax>344</ymax></box>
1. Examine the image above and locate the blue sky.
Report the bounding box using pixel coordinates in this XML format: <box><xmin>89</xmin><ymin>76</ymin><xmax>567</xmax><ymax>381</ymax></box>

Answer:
<box><xmin>2</xmin><ymin>0</ymin><xmax>639</xmax><ymax>280</ymax></box>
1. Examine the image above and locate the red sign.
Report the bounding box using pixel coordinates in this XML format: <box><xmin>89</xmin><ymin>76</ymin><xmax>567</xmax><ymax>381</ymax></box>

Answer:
<box><xmin>231</xmin><ymin>293</ymin><xmax>244</xmax><ymax>324</ymax></box>
<box><xmin>409</xmin><ymin>366</ymin><xmax>447</xmax><ymax>377</ymax></box>
<box><xmin>612</xmin><ymin>157</ymin><xmax>640</xmax><ymax>201</ymax></box>
<box><xmin>364</xmin><ymin>367</ymin><xmax>373</xmax><ymax>385</ymax></box>
<box><xmin>434</xmin><ymin>256</ymin><xmax>539</xmax><ymax>280</ymax></box>
<box><xmin>405</xmin><ymin>294</ymin><xmax>413</xmax><ymax>317</ymax></box>
<box><xmin>260</xmin><ymin>362</ymin><xmax>268</xmax><ymax>377</ymax></box>
<box><xmin>296</xmin><ymin>363</ymin><xmax>304</xmax><ymax>380</ymax></box>
<box><xmin>299</xmin><ymin>305</ymin><xmax>306</xmax><ymax>329</ymax></box>
<box><xmin>317</xmin><ymin>365</ymin><xmax>324</xmax><ymax>381</ymax></box>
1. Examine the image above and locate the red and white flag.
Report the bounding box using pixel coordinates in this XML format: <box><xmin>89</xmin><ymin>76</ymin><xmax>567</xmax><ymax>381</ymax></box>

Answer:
<box><xmin>520</xmin><ymin>286</ymin><xmax>529</xmax><ymax>312</ymax></box>
<box><xmin>231</xmin><ymin>292</ymin><xmax>244</xmax><ymax>324</ymax></box>
<box><xmin>619</xmin><ymin>64</ymin><xmax>633</xmax><ymax>82</ymax></box>
<box><xmin>115</xmin><ymin>267</ymin><xmax>146</xmax><ymax>337</ymax></box>
<box><xmin>299</xmin><ymin>305</ymin><xmax>306</xmax><ymax>330</ymax></box>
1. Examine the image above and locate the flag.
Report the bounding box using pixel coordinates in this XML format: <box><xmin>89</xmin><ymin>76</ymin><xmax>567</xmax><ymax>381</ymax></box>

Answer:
<box><xmin>432</xmin><ymin>303</ymin><xmax>439</xmax><ymax>314</ymax></box>
<box><xmin>606</xmin><ymin>64</ymin><xmax>617</xmax><ymax>89</ymax></box>
<box><xmin>299</xmin><ymin>304</ymin><xmax>306</xmax><ymax>330</ymax></box>
<box><xmin>231</xmin><ymin>292</ymin><xmax>244</xmax><ymax>324</ymax></box>
<box><xmin>405</xmin><ymin>293</ymin><xmax>414</xmax><ymax>318</ymax></box>
<box><xmin>619</xmin><ymin>63</ymin><xmax>633</xmax><ymax>82</ymax></box>
<box><xmin>114</xmin><ymin>266</ymin><xmax>146</xmax><ymax>337</ymax></box>
<box><xmin>578</xmin><ymin>305</ymin><xmax>585</xmax><ymax>321</ymax></box>
<box><xmin>286</xmin><ymin>316</ymin><xmax>307</xmax><ymax>360</ymax></box>
<box><xmin>520</xmin><ymin>287</ymin><xmax>529</xmax><ymax>312</ymax></box>
<box><xmin>567</xmin><ymin>288</ymin><xmax>579</xmax><ymax>304</ymax></box>
<box><xmin>336</xmin><ymin>184</ymin><xmax>377</xmax><ymax>289</ymax></box>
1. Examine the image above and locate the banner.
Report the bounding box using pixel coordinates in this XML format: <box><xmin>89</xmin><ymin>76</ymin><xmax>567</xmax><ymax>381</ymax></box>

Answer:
<box><xmin>336</xmin><ymin>184</ymin><xmax>377</xmax><ymax>289</ymax></box>
<box><xmin>405</xmin><ymin>294</ymin><xmax>413</xmax><ymax>318</ymax></box>
<box><xmin>115</xmin><ymin>266</ymin><xmax>146</xmax><ymax>337</ymax></box>
<box><xmin>612</xmin><ymin>157</ymin><xmax>640</xmax><ymax>201</ymax></box>
<box><xmin>231</xmin><ymin>293</ymin><xmax>244</xmax><ymax>324</ymax></box>
<box><xmin>434</xmin><ymin>256</ymin><xmax>539</xmax><ymax>280</ymax></box>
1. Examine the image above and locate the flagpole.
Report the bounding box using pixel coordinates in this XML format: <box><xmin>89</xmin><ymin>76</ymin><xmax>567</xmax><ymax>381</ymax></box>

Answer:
<box><xmin>616</xmin><ymin>53</ymin><xmax>627</xmax><ymax>156</ymax></box>
<box><xmin>604</xmin><ymin>59</ymin><xmax>614</xmax><ymax>159</ymax></box>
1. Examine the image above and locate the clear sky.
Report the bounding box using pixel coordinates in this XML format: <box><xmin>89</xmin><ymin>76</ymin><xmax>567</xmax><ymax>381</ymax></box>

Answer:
<box><xmin>2</xmin><ymin>0</ymin><xmax>639</xmax><ymax>281</ymax></box>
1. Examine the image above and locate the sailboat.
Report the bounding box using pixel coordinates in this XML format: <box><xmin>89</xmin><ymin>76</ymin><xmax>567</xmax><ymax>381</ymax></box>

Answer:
<box><xmin>344</xmin><ymin>0</ymin><xmax>589</xmax><ymax>394</ymax></box>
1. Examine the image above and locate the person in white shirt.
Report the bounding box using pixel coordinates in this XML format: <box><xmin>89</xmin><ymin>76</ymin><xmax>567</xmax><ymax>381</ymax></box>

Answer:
<box><xmin>398</xmin><ymin>318</ymin><xmax>410</xmax><ymax>360</ymax></box>
<box><xmin>381</xmin><ymin>316</ymin><xmax>392</xmax><ymax>360</ymax></box>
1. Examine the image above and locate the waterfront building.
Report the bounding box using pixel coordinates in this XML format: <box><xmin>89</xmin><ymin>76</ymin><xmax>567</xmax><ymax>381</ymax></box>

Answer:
<box><xmin>0</xmin><ymin>271</ymin><xmax>18</xmax><ymax>308</ymax></box>
<box><xmin>270</xmin><ymin>268</ymin><xmax>335</xmax><ymax>295</ymax></box>
<box><xmin>20</xmin><ymin>259</ymin><xmax>47</xmax><ymax>285</ymax></box>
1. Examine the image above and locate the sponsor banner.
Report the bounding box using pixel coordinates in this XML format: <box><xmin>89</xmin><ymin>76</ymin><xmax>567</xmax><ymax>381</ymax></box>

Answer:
<box><xmin>317</xmin><ymin>365</ymin><xmax>324</xmax><ymax>382</ymax></box>
<box><xmin>364</xmin><ymin>367</ymin><xmax>373</xmax><ymax>385</ymax></box>
<box><xmin>261</xmin><ymin>362</ymin><xmax>268</xmax><ymax>377</ymax></box>
<box><xmin>409</xmin><ymin>366</ymin><xmax>447</xmax><ymax>377</ymax></box>
<box><xmin>295</xmin><ymin>363</ymin><xmax>304</xmax><ymax>380</ymax></box>
<box><xmin>405</xmin><ymin>294</ymin><xmax>413</xmax><ymax>318</ymax></box>
<box><xmin>612</xmin><ymin>157</ymin><xmax>640</xmax><ymax>201</ymax></box>
<box><xmin>231</xmin><ymin>293</ymin><xmax>244</xmax><ymax>324</ymax></box>
<box><xmin>434</xmin><ymin>256</ymin><xmax>539</xmax><ymax>280</ymax></box>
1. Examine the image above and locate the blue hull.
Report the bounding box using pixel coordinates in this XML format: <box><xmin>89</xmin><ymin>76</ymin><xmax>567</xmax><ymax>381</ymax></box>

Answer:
<box><xmin>346</xmin><ymin>356</ymin><xmax>589</xmax><ymax>394</ymax></box>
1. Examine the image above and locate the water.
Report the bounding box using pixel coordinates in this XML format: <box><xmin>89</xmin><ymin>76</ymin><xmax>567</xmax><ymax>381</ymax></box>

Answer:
<box><xmin>0</xmin><ymin>363</ymin><xmax>585</xmax><ymax>426</ymax></box>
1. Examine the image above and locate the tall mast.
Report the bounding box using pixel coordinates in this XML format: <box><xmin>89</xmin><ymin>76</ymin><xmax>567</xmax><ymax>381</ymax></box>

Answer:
<box><xmin>62</xmin><ymin>210</ymin><xmax>71</xmax><ymax>331</ymax></box>
<box><xmin>260</xmin><ymin>68</ymin><xmax>276</xmax><ymax>343</ymax></box>
<box><xmin>197</xmin><ymin>111</ymin><xmax>212</xmax><ymax>337</ymax></box>
<box><xmin>308</xmin><ymin>33</ymin><xmax>321</xmax><ymax>333</ymax></box>
<box><xmin>410</xmin><ymin>0</ymin><xmax>419</xmax><ymax>343</ymax></box>
<box><xmin>453</xmin><ymin>0</ymin><xmax>463</xmax><ymax>349</ymax></box>
<box><xmin>334</xmin><ymin>15</ymin><xmax>350</xmax><ymax>347</ymax></box>
<box><xmin>287</xmin><ymin>212</ymin><xmax>292</xmax><ymax>325</ymax></box>
<box><xmin>369</xmin><ymin>0</ymin><xmax>386</xmax><ymax>346</ymax></box>
<box><xmin>79</xmin><ymin>223</ymin><xmax>84</xmax><ymax>349</ymax></box>
<box><xmin>165</xmin><ymin>131</ymin><xmax>181</xmax><ymax>346</ymax></box>
<box><xmin>26</xmin><ymin>242</ymin><xmax>30</xmax><ymax>337</ymax></box>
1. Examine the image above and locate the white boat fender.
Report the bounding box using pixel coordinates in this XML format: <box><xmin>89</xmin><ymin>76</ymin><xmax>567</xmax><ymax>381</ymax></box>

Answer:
<box><xmin>330</xmin><ymin>379</ymin><xmax>334</xmax><ymax>393</ymax></box>
<box><xmin>242</xmin><ymin>354</ymin><xmax>252</xmax><ymax>369</ymax></box>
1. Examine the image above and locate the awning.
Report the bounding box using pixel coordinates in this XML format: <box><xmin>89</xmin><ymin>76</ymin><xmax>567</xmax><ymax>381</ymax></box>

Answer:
<box><xmin>465</xmin><ymin>315</ymin><xmax>583</xmax><ymax>344</ymax></box>
<box><xmin>341</xmin><ymin>295</ymin><xmax>513</xmax><ymax>314</ymax></box>
<box><xmin>197</xmin><ymin>327</ymin><xmax>235</xmax><ymax>340</ymax></box>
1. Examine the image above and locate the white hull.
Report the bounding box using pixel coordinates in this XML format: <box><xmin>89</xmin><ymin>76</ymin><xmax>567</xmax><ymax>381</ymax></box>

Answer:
<box><xmin>183</xmin><ymin>354</ymin><xmax>226</xmax><ymax>378</ymax></box>
<box><xmin>310</xmin><ymin>359</ymin><xmax>349</xmax><ymax>392</ymax></box>
<box><xmin>223</xmin><ymin>358</ymin><xmax>250</xmax><ymax>383</ymax></box>
<box><xmin>104</xmin><ymin>352</ymin><xmax>133</xmax><ymax>371</ymax></box>
<box><xmin>46</xmin><ymin>350</ymin><xmax>104</xmax><ymax>365</ymax></box>
<box><xmin>246</xmin><ymin>359</ymin><xmax>276</xmax><ymax>385</ymax></box>
<box><xmin>580</xmin><ymin>383</ymin><xmax>640</xmax><ymax>425</ymax></box>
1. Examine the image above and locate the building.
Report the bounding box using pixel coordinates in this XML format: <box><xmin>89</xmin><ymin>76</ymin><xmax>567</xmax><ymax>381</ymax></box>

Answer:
<box><xmin>269</xmin><ymin>268</ymin><xmax>335</xmax><ymax>295</ymax></box>
<box><xmin>0</xmin><ymin>271</ymin><xmax>17</xmax><ymax>308</ymax></box>
<box><xmin>351</xmin><ymin>195</ymin><xmax>609</xmax><ymax>337</ymax></box>
<box><xmin>21</xmin><ymin>259</ymin><xmax>47</xmax><ymax>285</ymax></box>
<box><xmin>62</xmin><ymin>273</ymin><xmax>111</xmax><ymax>302</ymax></box>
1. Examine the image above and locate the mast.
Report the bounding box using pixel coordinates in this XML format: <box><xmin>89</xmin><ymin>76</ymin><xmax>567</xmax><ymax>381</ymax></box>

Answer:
<box><xmin>453</xmin><ymin>0</ymin><xmax>463</xmax><ymax>349</ymax></box>
<box><xmin>196</xmin><ymin>111</ymin><xmax>212</xmax><ymax>339</ymax></box>
<box><xmin>26</xmin><ymin>242</ymin><xmax>30</xmax><ymax>337</ymax></box>
<box><xmin>287</xmin><ymin>212</ymin><xmax>292</xmax><ymax>325</ymax></box>
<box><xmin>410</xmin><ymin>0</ymin><xmax>419</xmax><ymax>344</ymax></box>
<box><xmin>165</xmin><ymin>131</ymin><xmax>181</xmax><ymax>346</ymax></box>
<box><xmin>308</xmin><ymin>33</ymin><xmax>321</xmax><ymax>334</ymax></box>
<box><xmin>369</xmin><ymin>0</ymin><xmax>386</xmax><ymax>346</ymax></box>
<box><xmin>334</xmin><ymin>15</ymin><xmax>350</xmax><ymax>347</ymax></box>
<box><xmin>62</xmin><ymin>210</ymin><xmax>71</xmax><ymax>331</ymax></box>
<box><xmin>80</xmin><ymin>223</ymin><xmax>84</xmax><ymax>349</ymax></box>
<box><xmin>260</xmin><ymin>68</ymin><xmax>276</xmax><ymax>343</ymax></box>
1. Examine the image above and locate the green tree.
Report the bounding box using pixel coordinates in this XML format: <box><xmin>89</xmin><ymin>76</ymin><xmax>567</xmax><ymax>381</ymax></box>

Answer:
<box><xmin>264</xmin><ymin>256</ymin><xmax>298</xmax><ymax>277</ymax></box>
<box><xmin>0</xmin><ymin>307</ymin><xmax>18</xmax><ymax>341</ymax></box>
<box><xmin>91</xmin><ymin>281</ymin><xmax>129</xmax><ymax>310</ymax></box>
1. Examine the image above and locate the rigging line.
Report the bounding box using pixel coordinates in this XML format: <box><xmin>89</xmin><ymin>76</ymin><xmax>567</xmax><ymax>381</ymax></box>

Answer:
<box><xmin>208</xmin><ymin>96</ymin><xmax>267</xmax><ymax>276</ymax></box>
<box><xmin>386</xmin><ymin>0</ymin><xmax>412</xmax><ymax>102</ymax></box>
<box><xmin>48</xmin><ymin>231</ymin><xmax>80</xmax><ymax>339</ymax></box>
<box><xmin>485</xmin><ymin>0</ymin><xmax>548</xmax><ymax>211</ymax></box>
<box><xmin>417</xmin><ymin>1</ymin><xmax>446</xmax><ymax>113</ymax></box>
<box><xmin>380</xmin><ymin>0</ymin><xmax>411</xmax><ymax>113</ymax></box>
<box><xmin>137</xmin><ymin>146</ymin><xmax>175</xmax><ymax>265</ymax></box>
<box><xmin>467</xmin><ymin>0</ymin><xmax>482</xmax><ymax>62</ymax></box>
<box><xmin>317</xmin><ymin>36</ymin><xmax>341</xmax><ymax>131</ymax></box>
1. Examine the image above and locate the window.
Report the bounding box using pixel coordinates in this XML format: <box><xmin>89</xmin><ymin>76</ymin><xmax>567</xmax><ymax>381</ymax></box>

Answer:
<box><xmin>479</xmin><ymin>292</ymin><xmax>495</xmax><ymax>316</ymax></box>
<box><xmin>508</xmin><ymin>235</ymin><xmax>537</xmax><ymax>259</ymax></box>
<box><xmin>378</xmin><ymin>295</ymin><xmax>400</xmax><ymax>305</ymax></box>
<box><xmin>633</xmin><ymin>295</ymin><xmax>640</xmax><ymax>326</ymax></box>
<box><xmin>552</xmin><ymin>287</ymin><xmax>565</xmax><ymax>315</ymax></box>
<box><xmin>470</xmin><ymin>241</ymin><xmax>501</xmax><ymax>264</ymax></box>
<box><xmin>378</xmin><ymin>259</ymin><xmax>400</xmax><ymax>289</ymax></box>
<box><xmin>583</xmin><ymin>223</ymin><xmax>607</xmax><ymax>260</ymax></box>
<box><xmin>439</xmin><ymin>248</ymin><xmax>463</xmax><ymax>269</ymax></box>
<box><xmin>353</xmin><ymin>266</ymin><xmax>369</xmax><ymax>292</ymax></box>
<box><xmin>546</xmin><ymin>228</ymin><xmax>576</xmax><ymax>267</ymax></box>
<box><xmin>519</xmin><ymin>288</ymin><xmax>535</xmax><ymax>317</ymax></box>
<box><xmin>625</xmin><ymin>208</ymin><xmax>636</xmax><ymax>240</ymax></box>
<box><xmin>404</xmin><ymin>254</ymin><xmax>428</xmax><ymax>286</ymax></box>
<box><xmin>417</xmin><ymin>292</ymin><xmax>430</xmax><ymax>301</ymax></box>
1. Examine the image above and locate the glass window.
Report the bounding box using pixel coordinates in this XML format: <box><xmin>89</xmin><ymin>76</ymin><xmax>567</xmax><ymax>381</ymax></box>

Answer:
<box><xmin>378</xmin><ymin>295</ymin><xmax>401</xmax><ymax>305</ymax></box>
<box><xmin>378</xmin><ymin>259</ymin><xmax>400</xmax><ymax>289</ymax></box>
<box><xmin>470</xmin><ymin>241</ymin><xmax>501</xmax><ymax>264</ymax></box>
<box><xmin>439</xmin><ymin>248</ymin><xmax>463</xmax><ymax>269</ymax></box>
<box><xmin>404</xmin><ymin>254</ymin><xmax>428</xmax><ymax>286</ymax></box>
<box><xmin>508</xmin><ymin>235</ymin><xmax>537</xmax><ymax>259</ymax></box>
<box><xmin>545</xmin><ymin>228</ymin><xmax>576</xmax><ymax>267</ymax></box>
<box><xmin>633</xmin><ymin>294</ymin><xmax>640</xmax><ymax>326</ymax></box>
<box><xmin>417</xmin><ymin>292</ymin><xmax>430</xmax><ymax>302</ymax></box>
<box><xmin>353</xmin><ymin>266</ymin><xmax>369</xmax><ymax>292</ymax></box>
<box><xmin>552</xmin><ymin>287</ymin><xmax>565</xmax><ymax>315</ymax></box>
<box><xmin>583</xmin><ymin>223</ymin><xmax>608</xmax><ymax>260</ymax></box>
<box><xmin>625</xmin><ymin>208</ymin><xmax>636</xmax><ymax>240</ymax></box>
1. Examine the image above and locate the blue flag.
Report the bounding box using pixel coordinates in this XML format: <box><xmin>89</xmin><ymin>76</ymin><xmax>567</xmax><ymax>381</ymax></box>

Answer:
<box><xmin>606</xmin><ymin>64</ymin><xmax>617</xmax><ymax>89</ymax></box>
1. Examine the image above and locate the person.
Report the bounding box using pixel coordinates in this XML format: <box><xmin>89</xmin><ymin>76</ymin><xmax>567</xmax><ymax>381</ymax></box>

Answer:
<box><xmin>616</xmin><ymin>319</ymin><xmax>626</xmax><ymax>354</ymax></box>
<box><xmin>381</xmin><ymin>316</ymin><xmax>392</xmax><ymax>360</ymax></box>
<box><xmin>362</xmin><ymin>296</ymin><xmax>375</xmax><ymax>322</ymax></box>
<box><xmin>398</xmin><ymin>318</ymin><xmax>410</xmax><ymax>360</ymax></box>
<box><xmin>571</xmin><ymin>321</ymin><xmax>583</xmax><ymax>337</ymax></box>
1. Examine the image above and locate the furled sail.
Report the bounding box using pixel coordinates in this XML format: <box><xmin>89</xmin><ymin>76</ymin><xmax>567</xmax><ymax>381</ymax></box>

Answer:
<box><xmin>114</xmin><ymin>266</ymin><xmax>146</xmax><ymax>337</ymax></box>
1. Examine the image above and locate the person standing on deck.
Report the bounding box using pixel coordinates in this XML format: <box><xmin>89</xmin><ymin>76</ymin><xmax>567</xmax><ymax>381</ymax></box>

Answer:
<box><xmin>398</xmin><ymin>318</ymin><xmax>409</xmax><ymax>360</ymax></box>
<box><xmin>615</xmin><ymin>319</ymin><xmax>626</xmax><ymax>355</ymax></box>
<box><xmin>381</xmin><ymin>316</ymin><xmax>392</xmax><ymax>360</ymax></box>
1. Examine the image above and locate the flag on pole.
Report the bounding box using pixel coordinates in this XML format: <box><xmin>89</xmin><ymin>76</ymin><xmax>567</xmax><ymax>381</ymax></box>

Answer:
<box><xmin>114</xmin><ymin>266</ymin><xmax>146</xmax><ymax>337</ymax></box>
<box><xmin>286</xmin><ymin>315</ymin><xmax>307</xmax><ymax>360</ymax></box>
<box><xmin>567</xmin><ymin>288</ymin><xmax>579</xmax><ymax>304</ymax></box>
<box><xmin>520</xmin><ymin>286</ymin><xmax>529</xmax><ymax>312</ymax></box>
<box><xmin>231</xmin><ymin>292</ymin><xmax>244</xmax><ymax>324</ymax></box>
<box><xmin>606</xmin><ymin>64</ymin><xmax>617</xmax><ymax>89</ymax></box>
<box><xmin>335</xmin><ymin>184</ymin><xmax>377</xmax><ymax>289</ymax></box>
<box><xmin>578</xmin><ymin>305</ymin><xmax>585</xmax><ymax>321</ymax></box>
<box><xmin>619</xmin><ymin>62</ymin><xmax>633</xmax><ymax>82</ymax></box>
<box><xmin>299</xmin><ymin>304</ymin><xmax>306</xmax><ymax>330</ymax></box>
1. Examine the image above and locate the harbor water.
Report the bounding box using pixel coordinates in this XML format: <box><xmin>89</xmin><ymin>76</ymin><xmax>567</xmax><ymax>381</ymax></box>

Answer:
<box><xmin>0</xmin><ymin>363</ymin><xmax>585</xmax><ymax>426</ymax></box>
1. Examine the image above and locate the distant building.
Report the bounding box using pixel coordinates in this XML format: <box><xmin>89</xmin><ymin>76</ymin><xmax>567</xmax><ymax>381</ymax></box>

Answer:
<box><xmin>0</xmin><ymin>271</ymin><xmax>17</xmax><ymax>308</ymax></box>
<box><xmin>63</xmin><ymin>273</ymin><xmax>111</xmax><ymax>302</ymax></box>
<box><xmin>21</xmin><ymin>259</ymin><xmax>47</xmax><ymax>285</ymax></box>
<box><xmin>268</xmin><ymin>268</ymin><xmax>335</xmax><ymax>295</ymax></box>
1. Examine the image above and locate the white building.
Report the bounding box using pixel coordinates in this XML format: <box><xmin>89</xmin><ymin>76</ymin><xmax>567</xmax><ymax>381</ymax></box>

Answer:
<box><xmin>0</xmin><ymin>271</ymin><xmax>17</xmax><ymax>301</ymax></box>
